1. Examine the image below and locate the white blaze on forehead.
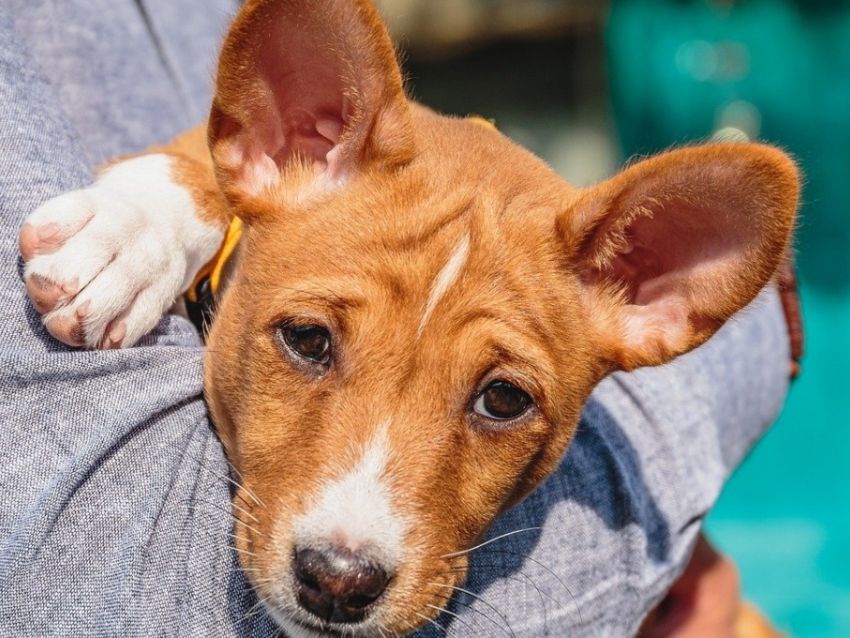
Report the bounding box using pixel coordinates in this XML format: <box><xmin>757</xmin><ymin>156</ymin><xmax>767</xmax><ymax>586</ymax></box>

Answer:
<box><xmin>292</xmin><ymin>421</ymin><xmax>405</xmax><ymax>564</ymax></box>
<box><xmin>418</xmin><ymin>233</ymin><xmax>471</xmax><ymax>335</ymax></box>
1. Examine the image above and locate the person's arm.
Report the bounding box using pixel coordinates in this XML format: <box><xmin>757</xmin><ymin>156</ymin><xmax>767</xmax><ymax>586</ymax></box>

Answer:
<box><xmin>1</xmin><ymin>2</ymin><xmax>790</xmax><ymax>637</ymax></box>
<box><xmin>0</xmin><ymin>4</ymin><xmax>276</xmax><ymax>636</ymax></box>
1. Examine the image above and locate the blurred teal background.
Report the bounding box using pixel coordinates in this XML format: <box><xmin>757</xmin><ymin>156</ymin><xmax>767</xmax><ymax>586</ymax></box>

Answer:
<box><xmin>390</xmin><ymin>0</ymin><xmax>849</xmax><ymax>634</ymax></box>
<box><xmin>606</xmin><ymin>2</ymin><xmax>850</xmax><ymax>636</ymax></box>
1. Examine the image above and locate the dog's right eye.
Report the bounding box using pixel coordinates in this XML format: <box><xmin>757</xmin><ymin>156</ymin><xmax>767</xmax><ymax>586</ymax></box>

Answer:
<box><xmin>277</xmin><ymin>324</ymin><xmax>332</xmax><ymax>368</ymax></box>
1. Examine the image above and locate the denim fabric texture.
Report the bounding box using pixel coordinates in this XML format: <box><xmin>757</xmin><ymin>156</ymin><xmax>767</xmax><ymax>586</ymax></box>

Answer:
<box><xmin>0</xmin><ymin>2</ymin><xmax>790</xmax><ymax>636</ymax></box>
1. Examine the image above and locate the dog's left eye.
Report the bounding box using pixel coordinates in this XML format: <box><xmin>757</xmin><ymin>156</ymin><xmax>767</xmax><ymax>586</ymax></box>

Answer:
<box><xmin>473</xmin><ymin>380</ymin><xmax>533</xmax><ymax>421</ymax></box>
<box><xmin>278</xmin><ymin>324</ymin><xmax>332</xmax><ymax>366</ymax></box>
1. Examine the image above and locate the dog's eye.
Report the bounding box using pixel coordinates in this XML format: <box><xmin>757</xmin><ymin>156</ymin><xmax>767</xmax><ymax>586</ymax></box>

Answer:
<box><xmin>473</xmin><ymin>380</ymin><xmax>533</xmax><ymax>421</ymax></box>
<box><xmin>279</xmin><ymin>324</ymin><xmax>332</xmax><ymax>366</ymax></box>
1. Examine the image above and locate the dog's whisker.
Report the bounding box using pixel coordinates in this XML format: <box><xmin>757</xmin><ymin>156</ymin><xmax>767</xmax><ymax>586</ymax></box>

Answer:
<box><xmin>412</xmin><ymin>611</ymin><xmax>446</xmax><ymax>635</ymax></box>
<box><xmin>477</xmin><ymin>548</ymin><xmax>583</xmax><ymax>627</ymax></box>
<box><xmin>498</xmin><ymin>571</ymin><xmax>556</xmax><ymax>614</ymax></box>
<box><xmin>182</xmin><ymin>496</ymin><xmax>266</xmax><ymax>539</ymax></box>
<box><xmin>228</xmin><ymin>499</ymin><xmax>259</xmax><ymax>523</ymax></box>
<box><xmin>387</xmin><ymin>580</ymin><xmax>459</xmax><ymax>633</ymax></box>
<box><xmin>448</xmin><ymin>598</ymin><xmax>513</xmax><ymax>637</ymax></box>
<box><xmin>493</xmin><ymin>570</ymin><xmax>552</xmax><ymax>632</ymax></box>
<box><xmin>442</xmin><ymin>564</ymin><xmax>557</xmax><ymax>605</ymax></box>
<box><xmin>184</xmin><ymin>450</ymin><xmax>267</xmax><ymax>512</ymax></box>
<box><xmin>188</xmin><ymin>523</ymin><xmax>268</xmax><ymax>588</ymax></box>
<box><xmin>233</xmin><ymin>546</ymin><xmax>261</xmax><ymax>559</ymax></box>
<box><xmin>460</xmin><ymin>569</ymin><xmax>552</xmax><ymax>634</ymax></box>
<box><xmin>426</xmin><ymin>603</ymin><xmax>479</xmax><ymax>635</ymax></box>
<box><xmin>182</xmin><ymin>496</ymin><xmax>236</xmax><ymax>519</ymax></box>
<box><xmin>229</xmin><ymin>532</ymin><xmax>258</xmax><ymax>547</ymax></box>
<box><xmin>239</xmin><ymin>591</ymin><xmax>274</xmax><ymax>625</ymax></box>
<box><xmin>429</xmin><ymin>582</ymin><xmax>516</xmax><ymax>638</ymax></box>
<box><xmin>232</xmin><ymin>519</ymin><xmax>265</xmax><ymax>539</ymax></box>
<box><xmin>239</xmin><ymin>604</ymin><xmax>265</xmax><ymax>625</ymax></box>
<box><xmin>235</xmin><ymin>482</ymin><xmax>267</xmax><ymax>512</ymax></box>
<box><xmin>440</xmin><ymin>527</ymin><xmax>541</xmax><ymax>559</ymax></box>
<box><xmin>224</xmin><ymin>462</ymin><xmax>269</xmax><ymax>510</ymax></box>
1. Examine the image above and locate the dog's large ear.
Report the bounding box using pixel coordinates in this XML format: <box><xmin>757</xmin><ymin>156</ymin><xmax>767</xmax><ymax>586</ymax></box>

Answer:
<box><xmin>208</xmin><ymin>0</ymin><xmax>412</xmax><ymax>202</ymax></box>
<box><xmin>561</xmin><ymin>143</ymin><xmax>799</xmax><ymax>371</ymax></box>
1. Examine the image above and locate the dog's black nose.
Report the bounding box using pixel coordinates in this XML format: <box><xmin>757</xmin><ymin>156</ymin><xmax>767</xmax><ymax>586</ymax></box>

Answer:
<box><xmin>294</xmin><ymin>546</ymin><xmax>390</xmax><ymax>623</ymax></box>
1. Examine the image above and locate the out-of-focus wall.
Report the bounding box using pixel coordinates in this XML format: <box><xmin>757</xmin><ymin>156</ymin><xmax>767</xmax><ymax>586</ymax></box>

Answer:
<box><xmin>377</xmin><ymin>0</ymin><xmax>619</xmax><ymax>187</ymax></box>
<box><xmin>377</xmin><ymin>0</ymin><xmax>605</xmax><ymax>55</ymax></box>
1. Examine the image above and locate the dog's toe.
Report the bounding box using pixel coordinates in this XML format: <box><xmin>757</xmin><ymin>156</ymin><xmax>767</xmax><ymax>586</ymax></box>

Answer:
<box><xmin>25</xmin><ymin>273</ymin><xmax>68</xmax><ymax>314</ymax></box>
<box><xmin>44</xmin><ymin>305</ymin><xmax>88</xmax><ymax>348</ymax></box>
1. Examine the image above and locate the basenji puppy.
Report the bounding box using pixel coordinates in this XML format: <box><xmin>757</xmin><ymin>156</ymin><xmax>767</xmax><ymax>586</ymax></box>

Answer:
<box><xmin>18</xmin><ymin>0</ymin><xmax>798</xmax><ymax>635</ymax></box>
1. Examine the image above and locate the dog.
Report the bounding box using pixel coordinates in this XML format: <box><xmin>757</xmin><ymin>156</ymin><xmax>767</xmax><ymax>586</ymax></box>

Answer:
<box><xmin>18</xmin><ymin>0</ymin><xmax>798</xmax><ymax>635</ymax></box>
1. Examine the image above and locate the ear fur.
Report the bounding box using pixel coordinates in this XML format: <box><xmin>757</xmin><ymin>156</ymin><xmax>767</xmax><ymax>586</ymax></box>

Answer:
<box><xmin>208</xmin><ymin>0</ymin><xmax>413</xmax><ymax>204</ymax></box>
<box><xmin>561</xmin><ymin>143</ymin><xmax>799</xmax><ymax>370</ymax></box>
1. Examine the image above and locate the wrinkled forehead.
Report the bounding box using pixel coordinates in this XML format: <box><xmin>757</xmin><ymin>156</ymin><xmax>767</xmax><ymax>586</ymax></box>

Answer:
<box><xmin>260</xmin><ymin>186</ymin><xmax>552</xmax><ymax>307</ymax></box>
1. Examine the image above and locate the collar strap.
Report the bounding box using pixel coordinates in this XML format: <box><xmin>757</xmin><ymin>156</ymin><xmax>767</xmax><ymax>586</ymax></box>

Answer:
<box><xmin>186</xmin><ymin>216</ymin><xmax>243</xmax><ymax>303</ymax></box>
<box><xmin>184</xmin><ymin>216</ymin><xmax>243</xmax><ymax>336</ymax></box>
<box><xmin>468</xmin><ymin>115</ymin><xmax>497</xmax><ymax>130</ymax></box>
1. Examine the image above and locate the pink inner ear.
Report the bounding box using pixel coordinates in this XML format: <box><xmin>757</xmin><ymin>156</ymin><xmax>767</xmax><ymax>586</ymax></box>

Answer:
<box><xmin>583</xmin><ymin>196</ymin><xmax>761</xmax><ymax>364</ymax></box>
<box><xmin>601</xmin><ymin>202</ymin><xmax>754</xmax><ymax>309</ymax></box>
<box><xmin>219</xmin><ymin>19</ymin><xmax>375</xmax><ymax>193</ymax></box>
<box><xmin>212</xmin><ymin>0</ymin><xmax>413</xmax><ymax>198</ymax></box>
<box><xmin>253</xmin><ymin>29</ymin><xmax>354</xmax><ymax>179</ymax></box>
<box><xmin>574</xmin><ymin>144</ymin><xmax>797</xmax><ymax>368</ymax></box>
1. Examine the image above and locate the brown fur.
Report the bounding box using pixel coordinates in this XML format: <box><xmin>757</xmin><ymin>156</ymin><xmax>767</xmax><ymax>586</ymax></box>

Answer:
<box><xmin>146</xmin><ymin>1</ymin><xmax>798</xmax><ymax>634</ymax></box>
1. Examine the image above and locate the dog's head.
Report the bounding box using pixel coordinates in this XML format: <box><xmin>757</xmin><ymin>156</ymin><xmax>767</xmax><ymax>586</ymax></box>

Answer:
<box><xmin>202</xmin><ymin>1</ymin><xmax>798</xmax><ymax>635</ymax></box>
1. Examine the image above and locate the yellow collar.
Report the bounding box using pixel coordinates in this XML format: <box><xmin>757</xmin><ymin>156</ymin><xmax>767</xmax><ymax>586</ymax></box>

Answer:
<box><xmin>185</xmin><ymin>215</ymin><xmax>244</xmax><ymax>303</ymax></box>
<box><xmin>468</xmin><ymin>115</ymin><xmax>497</xmax><ymax>130</ymax></box>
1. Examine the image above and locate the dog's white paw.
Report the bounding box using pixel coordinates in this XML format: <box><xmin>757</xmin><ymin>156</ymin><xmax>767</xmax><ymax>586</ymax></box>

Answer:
<box><xmin>21</xmin><ymin>188</ymin><xmax>188</xmax><ymax>348</ymax></box>
<box><xmin>19</xmin><ymin>154</ymin><xmax>224</xmax><ymax>348</ymax></box>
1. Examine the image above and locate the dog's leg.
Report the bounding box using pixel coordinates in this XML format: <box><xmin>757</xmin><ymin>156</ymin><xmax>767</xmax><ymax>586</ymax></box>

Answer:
<box><xmin>19</xmin><ymin>125</ymin><xmax>228</xmax><ymax>348</ymax></box>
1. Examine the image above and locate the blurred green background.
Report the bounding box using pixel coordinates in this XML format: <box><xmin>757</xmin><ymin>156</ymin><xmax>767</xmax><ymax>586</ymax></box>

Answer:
<box><xmin>380</xmin><ymin>0</ymin><xmax>850</xmax><ymax>635</ymax></box>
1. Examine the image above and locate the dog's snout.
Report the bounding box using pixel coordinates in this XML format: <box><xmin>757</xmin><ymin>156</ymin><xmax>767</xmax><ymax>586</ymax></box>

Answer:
<box><xmin>294</xmin><ymin>546</ymin><xmax>390</xmax><ymax>623</ymax></box>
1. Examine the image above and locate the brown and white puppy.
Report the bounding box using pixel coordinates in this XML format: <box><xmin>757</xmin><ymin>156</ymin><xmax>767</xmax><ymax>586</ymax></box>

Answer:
<box><xmin>18</xmin><ymin>1</ymin><xmax>798</xmax><ymax>636</ymax></box>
